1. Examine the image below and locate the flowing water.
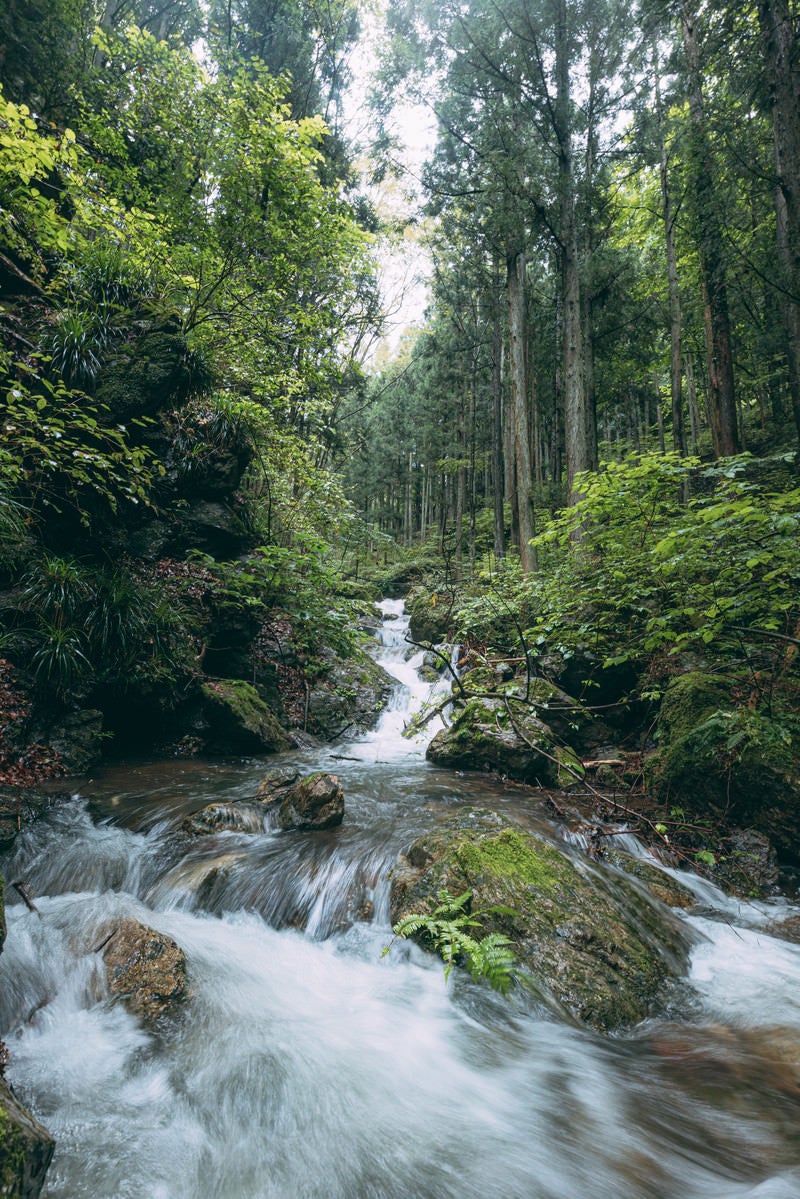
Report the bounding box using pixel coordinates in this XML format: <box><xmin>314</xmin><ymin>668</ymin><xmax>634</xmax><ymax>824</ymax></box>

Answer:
<box><xmin>2</xmin><ymin>600</ymin><xmax>800</xmax><ymax>1198</ymax></box>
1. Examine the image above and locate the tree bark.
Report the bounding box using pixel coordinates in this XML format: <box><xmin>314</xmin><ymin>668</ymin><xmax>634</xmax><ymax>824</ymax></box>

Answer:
<box><xmin>758</xmin><ymin>0</ymin><xmax>800</xmax><ymax>445</ymax></box>
<box><xmin>492</xmin><ymin>257</ymin><xmax>506</xmax><ymax>559</ymax></box>
<box><xmin>556</xmin><ymin>0</ymin><xmax>592</xmax><ymax>497</ymax></box>
<box><xmin>507</xmin><ymin>250</ymin><xmax>537</xmax><ymax>572</ymax></box>
<box><xmin>680</xmin><ymin>1</ymin><xmax>739</xmax><ymax>458</ymax></box>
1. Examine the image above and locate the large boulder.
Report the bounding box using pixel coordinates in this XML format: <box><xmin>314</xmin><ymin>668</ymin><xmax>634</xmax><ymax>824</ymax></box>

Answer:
<box><xmin>100</xmin><ymin>918</ymin><xmax>187</xmax><ymax>1026</ymax></box>
<box><xmin>648</xmin><ymin>671</ymin><xmax>800</xmax><ymax>858</ymax></box>
<box><xmin>0</xmin><ymin>1077</ymin><xmax>55</xmax><ymax>1199</ymax></box>
<box><xmin>306</xmin><ymin>650</ymin><xmax>394</xmax><ymax>739</ymax></box>
<box><xmin>256</xmin><ymin>769</ymin><xmax>345</xmax><ymax>831</ymax></box>
<box><xmin>390</xmin><ymin>809</ymin><xmax>692</xmax><ymax>1030</ymax></box>
<box><xmin>184</xmin><ymin>769</ymin><xmax>345</xmax><ymax>835</ymax></box>
<box><xmin>94</xmin><ymin>326</ymin><xmax>191</xmax><ymax>421</ymax></box>
<box><xmin>407</xmin><ymin>589</ymin><xmax>455</xmax><ymax>644</ymax></box>
<box><xmin>426</xmin><ymin>696</ymin><xmax>583</xmax><ymax>786</ymax></box>
<box><xmin>198</xmin><ymin>679</ymin><xmax>291</xmax><ymax>755</ymax></box>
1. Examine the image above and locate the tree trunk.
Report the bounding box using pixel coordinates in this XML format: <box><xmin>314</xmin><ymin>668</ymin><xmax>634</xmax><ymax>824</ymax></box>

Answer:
<box><xmin>507</xmin><ymin>250</ymin><xmax>537</xmax><ymax>572</ymax></box>
<box><xmin>654</xmin><ymin>44</ymin><xmax>686</xmax><ymax>454</ymax></box>
<box><xmin>758</xmin><ymin>0</ymin><xmax>800</xmax><ymax>445</ymax></box>
<box><xmin>556</xmin><ymin>0</ymin><xmax>592</xmax><ymax>497</ymax></box>
<box><xmin>681</xmin><ymin>1</ymin><xmax>739</xmax><ymax>458</ymax></box>
<box><xmin>492</xmin><ymin>257</ymin><xmax>506</xmax><ymax>559</ymax></box>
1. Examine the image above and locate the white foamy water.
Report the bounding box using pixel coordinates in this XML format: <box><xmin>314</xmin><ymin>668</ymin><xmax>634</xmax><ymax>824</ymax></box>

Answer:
<box><xmin>2</xmin><ymin>603</ymin><xmax>800</xmax><ymax>1199</ymax></box>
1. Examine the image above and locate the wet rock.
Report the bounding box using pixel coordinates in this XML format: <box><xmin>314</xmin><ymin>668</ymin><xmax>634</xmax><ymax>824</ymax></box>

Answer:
<box><xmin>390</xmin><ymin>809</ymin><xmax>693</xmax><ymax>1031</ymax></box>
<box><xmin>184</xmin><ymin>769</ymin><xmax>345</xmax><ymax>835</ymax></box>
<box><xmin>100</xmin><ymin>918</ymin><xmax>187</xmax><ymax>1026</ymax></box>
<box><xmin>647</xmin><ymin>672</ymin><xmax>800</xmax><ymax>858</ymax></box>
<box><xmin>306</xmin><ymin>650</ymin><xmax>394</xmax><ymax>739</ymax></box>
<box><xmin>714</xmin><ymin>829</ymin><xmax>780</xmax><ymax>896</ymax></box>
<box><xmin>407</xmin><ymin>590</ymin><xmax>455</xmax><ymax>644</ymax></box>
<box><xmin>257</xmin><ymin>770</ymin><xmax>345</xmax><ymax>831</ymax></box>
<box><xmin>28</xmin><ymin>708</ymin><xmax>104</xmax><ymax>775</ymax></box>
<box><xmin>182</xmin><ymin>802</ymin><xmax>267</xmax><ymax>836</ymax></box>
<box><xmin>602</xmin><ymin>850</ymin><xmax>697</xmax><ymax>909</ymax></box>
<box><xmin>198</xmin><ymin>679</ymin><xmax>291</xmax><ymax>755</ymax></box>
<box><xmin>426</xmin><ymin>696</ymin><xmax>582</xmax><ymax>786</ymax></box>
<box><xmin>0</xmin><ymin>1077</ymin><xmax>55</xmax><ymax>1199</ymax></box>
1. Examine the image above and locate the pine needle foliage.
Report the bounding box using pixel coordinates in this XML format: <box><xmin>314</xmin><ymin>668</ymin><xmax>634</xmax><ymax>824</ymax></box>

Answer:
<box><xmin>384</xmin><ymin>888</ymin><xmax>520</xmax><ymax>995</ymax></box>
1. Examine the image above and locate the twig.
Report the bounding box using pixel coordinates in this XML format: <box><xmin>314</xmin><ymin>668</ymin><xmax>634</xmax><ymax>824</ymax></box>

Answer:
<box><xmin>12</xmin><ymin>881</ymin><xmax>39</xmax><ymax>914</ymax></box>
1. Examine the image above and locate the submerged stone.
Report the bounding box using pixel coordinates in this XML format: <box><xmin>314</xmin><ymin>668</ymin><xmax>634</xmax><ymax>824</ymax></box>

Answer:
<box><xmin>390</xmin><ymin>809</ymin><xmax>693</xmax><ymax>1031</ymax></box>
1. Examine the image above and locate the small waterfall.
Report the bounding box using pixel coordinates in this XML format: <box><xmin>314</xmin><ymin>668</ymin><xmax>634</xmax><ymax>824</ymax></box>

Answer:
<box><xmin>3</xmin><ymin>600</ymin><xmax>800</xmax><ymax>1199</ymax></box>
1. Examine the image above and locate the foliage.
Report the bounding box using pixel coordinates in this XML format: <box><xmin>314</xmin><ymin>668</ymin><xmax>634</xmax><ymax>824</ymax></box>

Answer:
<box><xmin>0</xmin><ymin>370</ymin><xmax>159</xmax><ymax>528</ymax></box>
<box><xmin>6</xmin><ymin>555</ymin><xmax>194</xmax><ymax>697</ymax></box>
<box><xmin>383</xmin><ymin>888</ymin><xmax>520</xmax><ymax>995</ymax></box>
<box><xmin>528</xmin><ymin>452</ymin><xmax>800</xmax><ymax>693</ymax></box>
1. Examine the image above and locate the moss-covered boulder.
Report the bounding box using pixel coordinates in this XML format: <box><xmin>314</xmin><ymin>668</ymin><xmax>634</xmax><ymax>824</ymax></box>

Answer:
<box><xmin>306</xmin><ymin>650</ymin><xmax>394</xmax><ymax>739</ymax></box>
<box><xmin>100</xmin><ymin>918</ymin><xmax>187</xmax><ymax>1026</ymax></box>
<box><xmin>407</xmin><ymin>589</ymin><xmax>456</xmax><ymax>644</ymax></box>
<box><xmin>198</xmin><ymin>679</ymin><xmax>291</xmax><ymax>755</ymax></box>
<box><xmin>426</xmin><ymin>696</ymin><xmax>582</xmax><ymax>786</ymax></box>
<box><xmin>648</xmin><ymin>671</ymin><xmax>800</xmax><ymax>858</ymax></box>
<box><xmin>390</xmin><ymin>809</ymin><xmax>692</xmax><ymax>1030</ymax></box>
<box><xmin>94</xmin><ymin>326</ymin><xmax>191</xmax><ymax>421</ymax></box>
<box><xmin>0</xmin><ymin>1078</ymin><xmax>55</xmax><ymax>1199</ymax></box>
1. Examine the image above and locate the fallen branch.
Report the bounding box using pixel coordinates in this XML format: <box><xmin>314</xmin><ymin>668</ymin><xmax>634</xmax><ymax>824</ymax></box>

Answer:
<box><xmin>12</xmin><ymin>881</ymin><xmax>39</xmax><ymax>914</ymax></box>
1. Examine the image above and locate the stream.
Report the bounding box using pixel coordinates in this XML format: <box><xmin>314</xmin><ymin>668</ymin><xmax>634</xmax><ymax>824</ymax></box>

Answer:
<box><xmin>2</xmin><ymin>600</ymin><xmax>800</xmax><ymax>1198</ymax></box>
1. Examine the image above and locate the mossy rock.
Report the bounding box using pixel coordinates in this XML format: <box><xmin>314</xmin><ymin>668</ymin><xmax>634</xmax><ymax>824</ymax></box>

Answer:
<box><xmin>199</xmin><ymin>679</ymin><xmax>291</xmax><ymax>754</ymax></box>
<box><xmin>391</xmin><ymin>809</ymin><xmax>692</xmax><ymax>1031</ymax></box>
<box><xmin>407</xmin><ymin>589</ymin><xmax>456</xmax><ymax>644</ymax></box>
<box><xmin>306</xmin><ymin>649</ymin><xmax>394</xmax><ymax>739</ymax></box>
<box><xmin>649</xmin><ymin>672</ymin><xmax>800</xmax><ymax>857</ymax></box>
<box><xmin>601</xmin><ymin>850</ymin><xmax>697</xmax><ymax>909</ymax></box>
<box><xmin>0</xmin><ymin>1079</ymin><xmax>55</xmax><ymax>1199</ymax></box>
<box><xmin>94</xmin><ymin>327</ymin><xmax>191</xmax><ymax>420</ymax></box>
<box><xmin>426</xmin><ymin>696</ymin><xmax>560</xmax><ymax>785</ymax></box>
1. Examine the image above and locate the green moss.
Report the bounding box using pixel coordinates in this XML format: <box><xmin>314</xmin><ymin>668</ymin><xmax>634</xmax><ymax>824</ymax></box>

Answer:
<box><xmin>656</xmin><ymin>671</ymin><xmax>728</xmax><ymax>743</ymax></box>
<box><xmin>454</xmin><ymin>829</ymin><xmax>564</xmax><ymax>892</ymax></box>
<box><xmin>0</xmin><ymin>1100</ymin><xmax>31</xmax><ymax>1195</ymax></box>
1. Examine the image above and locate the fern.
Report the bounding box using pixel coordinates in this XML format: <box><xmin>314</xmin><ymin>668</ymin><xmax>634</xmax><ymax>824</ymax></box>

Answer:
<box><xmin>383</xmin><ymin>888</ymin><xmax>521</xmax><ymax>995</ymax></box>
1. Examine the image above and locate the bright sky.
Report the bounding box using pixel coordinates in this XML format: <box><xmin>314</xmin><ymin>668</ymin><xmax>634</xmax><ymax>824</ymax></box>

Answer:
<box><xmin>342</xmin><ymin>2</ymin><xmax>436</xmax><ymax>365</ymax></box>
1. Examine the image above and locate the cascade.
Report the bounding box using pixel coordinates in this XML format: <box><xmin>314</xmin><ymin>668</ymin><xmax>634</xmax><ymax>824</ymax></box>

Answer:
<box><xmin>1</xmin><ymin>602</ymin><xmax>800</xmax><ymax>1199</ymax></box>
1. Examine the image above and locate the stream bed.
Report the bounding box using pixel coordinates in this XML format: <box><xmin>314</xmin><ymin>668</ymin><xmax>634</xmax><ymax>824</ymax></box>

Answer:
<box><xmin>2</xmin><ymin>600</ymin><xmax>800</xmax><ymax>1198</ymax></box>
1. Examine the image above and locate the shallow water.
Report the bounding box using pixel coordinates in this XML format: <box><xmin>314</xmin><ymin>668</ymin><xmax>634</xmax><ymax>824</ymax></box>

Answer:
<box><xmin>2</xmin><ymin>600</ymin><xmax>800</xmax><ymax>1198</ymax></box>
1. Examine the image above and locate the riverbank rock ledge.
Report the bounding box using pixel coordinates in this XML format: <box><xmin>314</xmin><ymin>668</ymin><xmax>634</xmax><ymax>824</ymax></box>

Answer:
<box><xmin>0</xmin><ymin>876</ymin><xmax>55</xmax><ymax>1198</ymax></box>
<box><xmin>0</xmin><ymin>1077</ymin><xmax>54</xmax><ymax>1199</ymax></box>
<box><xmin>100</xmin><ymin>918</ymin><xmax>188</xmax><ymax>1026</ymax></box>
<box><xmin>390</xmin><ymin>810</ymin><xmax>693</xmax><ymax>1031</ymax></box>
